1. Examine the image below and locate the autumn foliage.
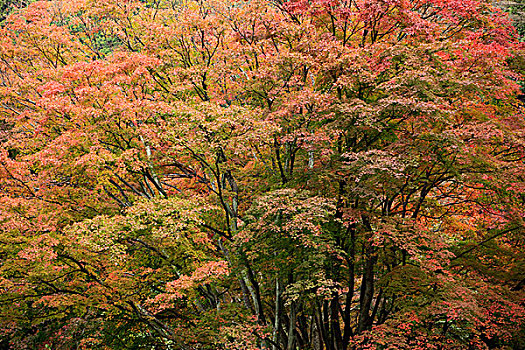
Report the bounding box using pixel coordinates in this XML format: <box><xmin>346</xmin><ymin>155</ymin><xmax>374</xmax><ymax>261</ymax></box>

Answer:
<box><xmin>0</xmin><ymin>0</ymin><xmax>524</xmax><ymax>349</ymax></box>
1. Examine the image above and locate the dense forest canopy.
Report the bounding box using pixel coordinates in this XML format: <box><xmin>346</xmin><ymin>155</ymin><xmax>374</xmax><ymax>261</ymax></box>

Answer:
<box><xmin>0</xmin><ymin>0</ymin><xmax>524</xmax><ymax>349</ymax></box>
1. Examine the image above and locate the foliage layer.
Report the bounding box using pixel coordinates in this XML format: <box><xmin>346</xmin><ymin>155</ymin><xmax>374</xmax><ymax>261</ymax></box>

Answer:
<box><xmin>0</xmin><ymin>0</ymin><xmax>524</xmax><ymax>349</ymax></box>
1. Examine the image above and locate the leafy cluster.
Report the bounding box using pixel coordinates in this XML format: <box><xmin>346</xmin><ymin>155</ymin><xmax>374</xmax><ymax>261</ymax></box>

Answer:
<box><xmin>0</xmin><ymin>0</ymin><xmax>524</xmax><ymax>349</ymax></box>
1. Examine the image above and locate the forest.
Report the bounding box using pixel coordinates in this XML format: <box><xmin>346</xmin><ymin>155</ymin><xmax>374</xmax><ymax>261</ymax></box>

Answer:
<box><xmin>0</xmin><ymin>0</ymin><xmax>524</xmax><ymax>349</ymax></box>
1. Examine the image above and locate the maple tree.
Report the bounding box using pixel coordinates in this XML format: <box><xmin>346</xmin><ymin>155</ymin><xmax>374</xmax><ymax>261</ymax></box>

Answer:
<box><xmin>0</xmin><ymin>0</ymin><xmax>524</xmax><ymax>349</ymax></box>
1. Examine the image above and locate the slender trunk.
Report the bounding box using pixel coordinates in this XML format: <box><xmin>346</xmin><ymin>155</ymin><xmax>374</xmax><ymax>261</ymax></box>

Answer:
<box><xmin>370</xmin><ymin>288</ymin><xmax>383</xmax><ymax>326</ymax></box>
<box><xmin>331</xmin><ymin>293</ymin><xmax>343</xmax><ymax>350</ymax></box>
<box><xmin>245</xmin><ymin>262</ymin><xmax>266</xmax><ymax>324</ymax></box>
<box><xmin>343</xmin><ymin>224</ymin><xmax>356</xmax><ymax>348</ymax></box>
<box><xmin>315</xmin><ymin>301</ymin><xmax>328</xmax><ymax>350</ymax></box>
<box><xmin>274</xmin><ymin>137</ymin><xmax>287</xmax><ymax>184</ymax></box>
<box><xmin>323</xmin><ymin>300</ymin><xmax>334</xmax><ymax>350</ymax></box>
<box><xmin>357</xmin><ymin>247</ymin><xmax>376</xmax><ymax>333</ymax></box>
<box><xmin>273</xmin><ymin>278</ymin><xmax>282</xmax><ymax>350</ymax></box>
<box><xmin>286</xmin><ymin>301</ymin><xmax>296</xmax><ymax>350</ymax></box>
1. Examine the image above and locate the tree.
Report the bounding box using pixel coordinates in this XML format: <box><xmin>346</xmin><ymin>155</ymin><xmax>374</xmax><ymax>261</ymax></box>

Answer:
<box><xmin>495</xmin><ymin>1</ymin><xmax>525</xmax><ymax>39</ymax></box>
<box><xmin>0</xmin><ymin>0</ymin><xmax>523</xmax><ymax>349</ymax></box>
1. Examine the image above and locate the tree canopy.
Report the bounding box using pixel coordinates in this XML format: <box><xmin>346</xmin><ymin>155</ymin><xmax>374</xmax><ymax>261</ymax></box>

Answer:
<box><xmin>0</xmin><ymin>0</ymin><xmax>524</xmax><ymax>349</ymax></box>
